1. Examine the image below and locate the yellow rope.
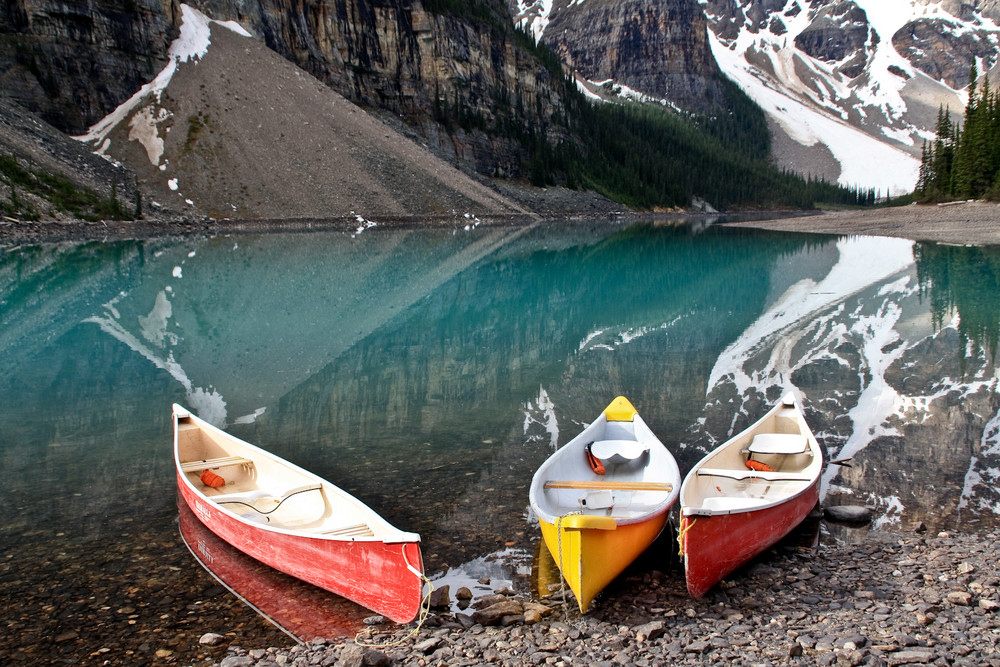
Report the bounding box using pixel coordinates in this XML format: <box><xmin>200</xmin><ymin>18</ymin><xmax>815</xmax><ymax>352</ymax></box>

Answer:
<box><xmin>354</xmin><ymin>575</ymin><xmax>434</xmax><ymax>648</ymax></box>
<box><xmin>676</xmin><ymin>516</ymin><xmax>696</xmax><ymax>557</ymax></box>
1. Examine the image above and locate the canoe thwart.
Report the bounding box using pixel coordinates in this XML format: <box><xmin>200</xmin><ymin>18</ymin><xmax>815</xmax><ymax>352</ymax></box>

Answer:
<box><xmin>696</xmin><ymin>467</ymin><xmax>812</xmax><ymax>482</ymax></box>
<box><xmin>544</xmin><ymin>480</ymin><xmax>673</xmax><ymax>491</ymax></box>
<box><xmin>744</xmin><ymin>433</ymin><xmax>810</xmax><ymax>455</ymax></box>
<box><xmin>181</xmin><ymin>456</ymin><xmax>255</xmax><ymax>473</ymax></box>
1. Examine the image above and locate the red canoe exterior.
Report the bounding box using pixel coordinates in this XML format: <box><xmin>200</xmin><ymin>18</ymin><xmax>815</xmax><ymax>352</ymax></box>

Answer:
<box><xmin>680</xmin><ymin>478</ymin><xmax>819</xmax><ymax>598</ymax></box>
<box><xmin>177</xmin><ymin>499</ymin><xmax>372</xmax><ymax>641</ymax></box>
<box><xmin>176</xmin><ymin>472</ymin><xmax>425</xmax><ymax>624</ymax></box>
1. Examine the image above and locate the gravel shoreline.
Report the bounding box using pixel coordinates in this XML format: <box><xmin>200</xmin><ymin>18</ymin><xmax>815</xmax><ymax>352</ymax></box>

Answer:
<box><xmin>725</xmin><ymin>201</ymin><xmax>1000</xmax><ymax>246</ymax></box>
<box><xmin>3</xmin><ymin>201</ymin><xmax>997</xmax><ymax>248</ymax></box>
<box><xmin>209</xmin><ymin>526</ymin><xmax>1000</xmax><ymax>667</ymax></box>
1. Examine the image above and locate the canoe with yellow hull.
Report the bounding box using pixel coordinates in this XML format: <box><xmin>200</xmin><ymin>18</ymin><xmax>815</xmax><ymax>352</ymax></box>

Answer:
<box><xmin>538</xmin><ymin>511</ymin><xmax>668</xmax><ymax>613</ymax></box>
<box><xmin>529</xmin><ymin>397</ymin><xmax>681</xmax><ymax>612</ymax></box>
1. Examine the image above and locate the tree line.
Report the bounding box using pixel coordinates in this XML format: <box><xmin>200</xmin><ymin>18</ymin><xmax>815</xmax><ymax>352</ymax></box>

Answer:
<box><xmin>917</xmin><ymin>63</ymin><xmax>1000</xmax><ymax>202</ymax></box>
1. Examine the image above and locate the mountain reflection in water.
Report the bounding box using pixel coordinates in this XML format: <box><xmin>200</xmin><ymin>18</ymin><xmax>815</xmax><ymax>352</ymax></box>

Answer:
<box><xmin>1</xmin><ymin>219</ymin><xmax>999</xmax><ymax>663</ymax></box>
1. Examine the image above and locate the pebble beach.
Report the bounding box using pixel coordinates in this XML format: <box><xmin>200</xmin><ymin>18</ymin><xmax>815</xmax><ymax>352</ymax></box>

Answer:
<box><xmin>209</xmin><ymin>525</ymin><xmax>1000</xmax><ymax>667</ymax></box>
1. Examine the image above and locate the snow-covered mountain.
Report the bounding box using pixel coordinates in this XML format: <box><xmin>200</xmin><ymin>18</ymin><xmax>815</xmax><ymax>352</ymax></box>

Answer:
<box><xmin>514</xmin><ymin>0</ymin><xmax>1000</xmax><ymax>196</ymax></box>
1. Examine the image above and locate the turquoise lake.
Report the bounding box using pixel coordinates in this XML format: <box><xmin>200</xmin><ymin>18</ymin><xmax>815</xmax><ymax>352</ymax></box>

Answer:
<box><xmin>2</xmin><ymin>218</ymin><xmax>999</xmax><ymax>662</ymax></box>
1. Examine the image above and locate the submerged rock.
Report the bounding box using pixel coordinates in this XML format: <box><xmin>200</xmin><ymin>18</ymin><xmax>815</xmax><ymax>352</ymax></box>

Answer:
<box><xmin>824</xmin><ymin>505</ymin><xmax>873</xmax><ymax>524</ymax></box>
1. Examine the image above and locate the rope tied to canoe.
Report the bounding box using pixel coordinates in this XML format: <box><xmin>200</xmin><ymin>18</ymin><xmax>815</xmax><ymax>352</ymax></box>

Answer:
<box><xmin>353</xmin><ymin>547</ymin><xmax>434</xmax><ymax>649</ymax></box>
<box><xmin>555</xmin><ymin>512</ymin><xmax>581</xmax><ymax>624</ymax></box>
<box><xmin>676</xmin><ymin>516</ymin><xmax>696</xmax><ymax>557</ymax></box>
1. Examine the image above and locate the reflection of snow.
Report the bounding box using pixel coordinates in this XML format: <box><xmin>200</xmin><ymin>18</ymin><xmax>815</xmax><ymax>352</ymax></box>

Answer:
<box><xmin>960</xmin><ymin>401</ymin><xmax>1000</xmax><ymax>512</ymax></box>
<box><xmin>85</xmin><ymin>294</ymin><xmax>227</xmax><ymax>425</ymax></box>
<box><xmin>708</xmin><ymin>237</ymin><xmax>915</xmax><ymax>395</ymax></box>
<box><xmin>138</xmin><ymin>290</ymin><xmax>176</xmax><ymax>346</ymax></box>
<box><xmin>523</xmin><ymin>387</ymin><xmax>559</xmax><ymax>450</ymax></box>
<box><xmin>428</xmin><ymin>547</ymin><xmax>529</xmax><ymax>614</ymax></box>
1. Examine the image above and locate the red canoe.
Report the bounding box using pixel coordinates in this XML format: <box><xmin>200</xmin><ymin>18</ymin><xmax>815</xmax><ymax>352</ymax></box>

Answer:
<box><xmin>679</xmin><ymin>394</ymin><xmax>822</xmax><ymax>598</ymax></box>
<box><xmin>173</xmin><ymin>404</ymin><xmax>425</xmax><ymax>623</ymax></box>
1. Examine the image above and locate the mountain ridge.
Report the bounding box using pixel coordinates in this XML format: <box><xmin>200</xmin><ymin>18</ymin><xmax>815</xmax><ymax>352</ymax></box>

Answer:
<box><xmin>516</xmin><ymin>0</ymin><xmax>1000</xmax><ymax>195</ymax></box>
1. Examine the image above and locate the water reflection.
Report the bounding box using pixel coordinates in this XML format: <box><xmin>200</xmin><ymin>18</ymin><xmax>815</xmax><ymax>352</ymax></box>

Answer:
<box><xmin>2</xmin><ymin>219</ymin><xmax>1000</xmax><ymax>663</ymax></box>
<box><xmin>177</xmin><ymin>500</ymin><xmax>369</xmax><ymax>642</ymax></box>
<box><xmin>915</xmin><ymin>242</ymin><xmax>1000</xmax><ymax>364</ymax></box>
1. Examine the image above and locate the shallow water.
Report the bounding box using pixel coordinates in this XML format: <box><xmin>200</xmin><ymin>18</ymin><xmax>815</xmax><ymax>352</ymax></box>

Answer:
<box><xmin>2</xmin><ymin>218</ymin><xmax>998</xmax><ymax>663</ymax></box>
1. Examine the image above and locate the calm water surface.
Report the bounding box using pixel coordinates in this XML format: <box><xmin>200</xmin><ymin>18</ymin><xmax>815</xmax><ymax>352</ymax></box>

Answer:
<box><xmin>2</xmin><ymin>218</ymin><xmax>999</xmax><ymax>663</ymax></box>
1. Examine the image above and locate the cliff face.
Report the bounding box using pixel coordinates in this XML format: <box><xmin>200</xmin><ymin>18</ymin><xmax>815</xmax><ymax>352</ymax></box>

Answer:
<box><xmin>516</xmin><ymin>0</ymin><xmax>729</xmax><ymax>114</ymax></box>
<box><xmin>0</xmin><ymin>0</ymin><xmax>176</xmax><ymax>134</ymax></box>
<box><xmin>1</xmin><ymin>0</ymin><xmax>570</xmax><ymax>178</ymax></box>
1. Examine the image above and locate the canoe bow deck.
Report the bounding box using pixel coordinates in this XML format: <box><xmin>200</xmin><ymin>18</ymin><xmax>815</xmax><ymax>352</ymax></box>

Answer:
<box><xmin>172</xmin><ymin>404</ymin><xmax>426</xmax><ymax>623</ymax></box>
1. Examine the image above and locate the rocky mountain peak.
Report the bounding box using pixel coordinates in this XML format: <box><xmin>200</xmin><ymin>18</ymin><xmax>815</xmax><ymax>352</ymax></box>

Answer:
<box><xmin>512</xmin><ymin>0</ymin><xmax>729</xmax><ymax>114</ymax></box>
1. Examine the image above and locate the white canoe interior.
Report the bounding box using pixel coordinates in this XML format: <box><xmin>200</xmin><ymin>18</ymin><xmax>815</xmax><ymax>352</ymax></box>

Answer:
<box><xmin>533</xmin><ymin>411</ymin><xmax>680</xmax><ymax>524</ymax></box>
<box><xmin>175</xmin><ymin>406</ymin><xmax>411</xmax><ymax>541</ymax></box>
<box><xmin>681</xmin><ymin>395</ymin><xmax>822</xmax><ymax>517</ymax></box>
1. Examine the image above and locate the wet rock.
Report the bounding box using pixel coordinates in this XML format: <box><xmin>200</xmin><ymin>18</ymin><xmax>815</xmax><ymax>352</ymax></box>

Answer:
<box><xmin>412</xmin><ymin>637</ymin><xmax>443</xmax><ymax>654</ymax></box>
<box><xmin>428</xmin><ymin>585</ymin><xmax>451</xmax><ymax>609</ymax></box>
<box><xmin>472</xmin><ymin>600</ymin><xmax>523</xmax><ymax>626</ymax></box>
<box><xmin>199</xmin><ymin>633</ymin><xmax>227</xmax><ymax>646</ymax></box>
<box><xmin>947</xmin><ymin>590</ymin><xmax>972</xmax><ymax>605</ymax></box>
<box><xmin>219</xmin><ymin>657</ymin><xmax>254</xmax><ymax>667</ymax></box>
<box><xmin>887</xmin><ymin>648</ymin><xmax>937</xmax><ymax>665</ymax></box>
<box><xmin>455</xmin><ymin>587</ymin><xmax>473</xmax><ymax>600</ymax></box>
<box><xmin>634</xmin><ymin>620</ymin><xmax>665</xmax><ymax>642</ymax></box>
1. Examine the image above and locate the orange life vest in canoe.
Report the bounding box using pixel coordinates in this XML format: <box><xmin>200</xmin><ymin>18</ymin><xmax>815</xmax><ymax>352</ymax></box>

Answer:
<box><xmin>745</xmin><ymin>459</ymin><xmax>774</xmax><ymax>472</ymax></box>
<box><xmin>585</xmin><ymin>443</ymin><xmax>606</xmax><ymax>475</ymax></box>
<box><xmin>200</xmin><ymin>469</ymin><xmax>226</xmax><ymax>488</ymax></box>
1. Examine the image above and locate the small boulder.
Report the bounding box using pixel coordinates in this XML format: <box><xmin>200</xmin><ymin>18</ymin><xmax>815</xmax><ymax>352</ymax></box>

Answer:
<box><xmin>199</xmin><ymin>633</ymin><xmax>227</xmax><ymax>646</ymax></box>
<box><xmin>472</xmin><ymin>599</ymin><xmax>523</xmax><ymax>626</ymax></box>
<box><xmin>428</xmin><ymin>584</ymin><xmax>451</xmax><ymax>609</ymax></box>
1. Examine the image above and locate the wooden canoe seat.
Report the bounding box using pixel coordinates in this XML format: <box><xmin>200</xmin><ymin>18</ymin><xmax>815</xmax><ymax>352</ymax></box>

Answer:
<box><xmin>544</xmin><ymin>480</ymin><xmax>673</xmax><ymax>492</ymax></box>
<box><xmin>697</xmin><ymin>468</ymin><xmax>812</xmax><ymax>482</ymax></box>
<box><xmin>181</xmin><ymin>456</ymin><xmax>254</xmax><ymax>473</ymax></box>
<box><xmin>320</xmin><ymin>523</ymin><xmax>375</xmax><ymax>538</ymax></box>
<box><xmin>745</xmin><ymin>433</ymin><xmax>809</xmax><ymax>455</ymax></box>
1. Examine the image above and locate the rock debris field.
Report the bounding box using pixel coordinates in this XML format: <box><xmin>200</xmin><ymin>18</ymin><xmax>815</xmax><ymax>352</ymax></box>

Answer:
<box><xmin>211</xmin><ymin>527</ymin><xmax>1000</xmax><ymax>667</ymax></box>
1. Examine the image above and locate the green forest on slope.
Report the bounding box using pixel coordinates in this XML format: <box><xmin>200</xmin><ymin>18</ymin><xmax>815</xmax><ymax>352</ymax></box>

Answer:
<box><xmin>425</xmin><ymin>0</ymin><xmax>871</xmax><ymax>211</ymax></box>
<box><xmin>917</xmin><ymin>64</ymin><xmax>1000</xmax><ymax>202</ymax></box>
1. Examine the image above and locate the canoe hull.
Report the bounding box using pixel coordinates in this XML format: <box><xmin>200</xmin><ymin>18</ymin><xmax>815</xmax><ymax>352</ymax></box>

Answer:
<box><xmin>680</xmin><ymin>479</ymin><xmax>819</xmax><ymax>598</ymax></box>
<box><xmin>177</xmin><ymin>474</ymin><xmax>423</xmax><ymax>623</ymax></box>
<box><xmin>539</xmin><ymin>510</ymin><xmax>668</xmax><ymax>613</ymax></box>
<box><xmin>177</xmin><ymin>476</ymin><xmax>422</xmax><ymax>622</ymax></box>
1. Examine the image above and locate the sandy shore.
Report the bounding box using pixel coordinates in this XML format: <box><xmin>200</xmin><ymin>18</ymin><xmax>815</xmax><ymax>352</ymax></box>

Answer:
<box><xmin>725</xmin><ymin>201</ymin><xmax>1000</xmax><ymax>246</ymax></box>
